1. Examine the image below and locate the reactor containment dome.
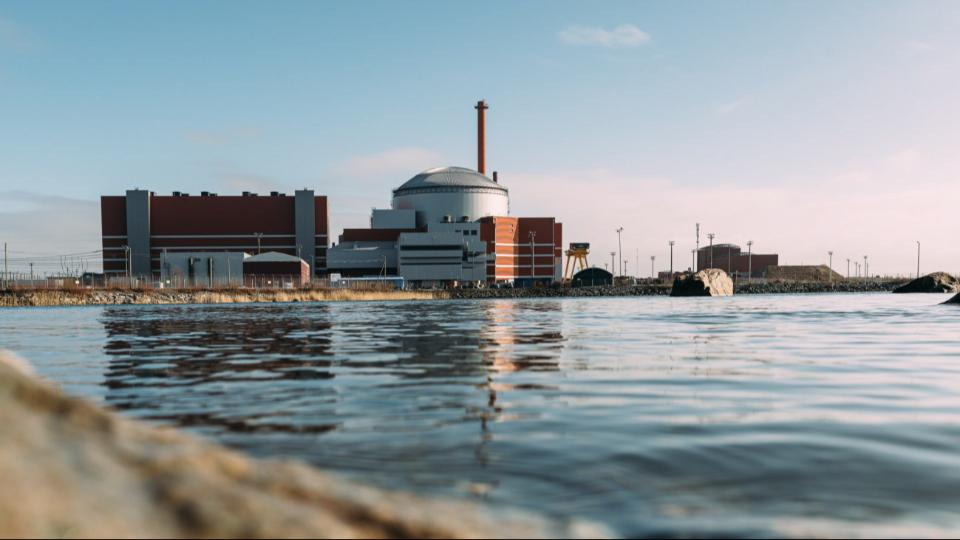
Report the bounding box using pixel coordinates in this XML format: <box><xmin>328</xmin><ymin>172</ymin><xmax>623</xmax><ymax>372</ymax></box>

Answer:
<box><xmin>391</xmin><ymin>166</ymin><xmax>509</xmax><ymax>228</ymax></box>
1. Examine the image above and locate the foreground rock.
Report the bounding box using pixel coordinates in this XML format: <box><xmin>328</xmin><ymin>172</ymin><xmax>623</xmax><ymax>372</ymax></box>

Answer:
<box><xmin>671</xmin><ymin>269</ymin><xmax>734</xmax><ymax>297</ymax></box>
<box><xmin>892</xmin><ymin>272</ymin><xmax>960</xmax><ymax>294</ymax></box>
<box><xmin>945</xmin><ymin>294</ymin><xmax>960</xmax><ymax>305</ymax></box>
<box><xmin>0</xmin><ymin>352</ymin><xmax>608</xmax><ymax>539</ymax></box>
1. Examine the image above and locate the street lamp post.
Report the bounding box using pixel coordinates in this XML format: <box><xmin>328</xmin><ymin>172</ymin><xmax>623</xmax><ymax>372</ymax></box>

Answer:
<box><xmin>707</xmin><ymin>233</ymin><xmax>715</xmax><ymax>268</ymax></box>
<box><xmin>610</xmin><ymin>252</ymin><xmax>615</xmax><ymax>277</ymax></box>
<box><xmin>691</xmin><ymin>249</ymin><xmax>696</xmax><ymax>272</ymax></box>
<box><xmin>916</xmin><ymin>241</ymin><xmax>921</xmax><ymax>279</ymax></box>
<box><xmin>695</xmin><ymin>223</ymin><xmax>700</xmax><ymax>271</ymax></box>
<box><xmin>746</xmin><ymin>240</ymin><xmax>753</xmax><ymax>282</ymax></box>
<box><xmin>828</xmin><ymin>251</ymin><xmax>833</xmax><ymax>282</ymax></box>
<box><xmin>650</xmin><ymin>255</ymin><xmax>655</xmax><ymax>279</ymax></box>
<box><xmin>847</xmin><ymin>258</ymin><xmax>851</xmax><ymax>279</ymax></box>
<box><xmin>254</xmin><ymin>232</ymin><xmax>264</xmax><ymax>254</ymax></box>
<box><xmin>864</xmin><ymin>255</ymin><xmax>868</xmax><ymax>279</ymax></box>
<box><xmin>616</xmin><ymin>227</ymin><xmax>624</xmax><ymax>277</ymax></box>
<box><xmin>669</xmin><ymin>240</ymin><xmax>675</xmax><ymax>275</ymax></box>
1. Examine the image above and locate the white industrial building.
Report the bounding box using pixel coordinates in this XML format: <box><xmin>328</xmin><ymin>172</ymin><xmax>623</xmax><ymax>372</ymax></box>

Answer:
<box><xmin>327</xmin><ymin>101</ymin><xmax>564</xmax><ymax>288</ymax></box>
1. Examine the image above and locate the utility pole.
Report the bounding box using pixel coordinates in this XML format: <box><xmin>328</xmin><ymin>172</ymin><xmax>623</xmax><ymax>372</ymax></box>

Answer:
<box><xmin>691</xmin><ymin>249</ymin><xmax>696</xmax><ymax>272</ymax></box>
<box><xmin>864</xmin><ymin>255</ymin><xmax>868</xmax><ymax>279</ymax></box>
<box><xmin>916</xmin><ymin>241</ymin><xmax>921</xmax><ymax>279</ymax></box>
<box><xmin>707</xmin><ymin>233</ymin><xmax>715</xmax><ymax>268</ymax></box>
<box><xmin>616</xmin><ymin>227</ymin><xmax>624</xmax><ymax>277</ymax></box>
<box><xmin>624</xmin><ymin>259</ymin><xmax>629</xmax><ymax>277</ymax></box>
<box><xmin>2</xmin><ymin>242</ymin><xmax>6</xmax><ymax>283</ymax></box>
<box><xmin>828</xmin><ymin>251</ymin><xmax>833</xmax><ymax>282</ymax></box>
<box><xmin>650</xmin><ymin>255</ymin><xmax>655</xmax><ymax>279</ymax></box>
<box><xmin>30</xmin><ymin>262</ymin><xmax>34</xmax><ymax>282</ymax></box>
<box><xmin>747</xmin><ymin>240</ymin><xmax>753</xmax><ymax>282</ymax></box>
<box><xmin>254</xmin><ymin>232</ymin><xmax>263</xmax><ymax>254</ymax></box>
<box><xmin>610</xmin><ymin>252</ymin><xmax>615</xmax><ymax>276</ymax></box>
<box><xmin>695</xmin><ymin>223</ymin><xmax>700</xmax><ymax>271</ymax></box>
<box><xmin>847</xmin><ymin>258</ymin><xmax>851</xmax><ymax>279</ymax></box>
<box><xmin>668</xmin><ymin>240</ymin><xmax>675</xmax><ymax>275</ymax></box>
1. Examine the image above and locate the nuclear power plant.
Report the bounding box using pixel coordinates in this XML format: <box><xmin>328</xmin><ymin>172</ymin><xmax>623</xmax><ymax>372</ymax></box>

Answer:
<box><xmin>99</xmin><ymin>101</ymin><xmax>564</xmax><ymax>287</ymax></box>
<box><xmin>327</xmin><ymin>101</ymin><xmax>563</xmax><ymax>287</ymax></box>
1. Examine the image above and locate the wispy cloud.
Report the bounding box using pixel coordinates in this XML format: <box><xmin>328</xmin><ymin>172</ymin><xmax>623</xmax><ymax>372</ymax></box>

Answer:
<box><xmin>902</xmin><ymin>40</ymin><xmax>936</xmax><ymax>54</ymax></box>
<box><xmin>335</xmin><ymin>147</ymin><xmax>444</xmax><ymax>178</ymax></box>
<box><xmin>0</xmin><ymin>16</ymin><xmax>39</xmax><ymax>51</ymax></box>
<box><xmin>184</xmin><ymin>128</ymin><xmax>259</xmax><ymax>146</ymax></box>
<box><xmin>559</xmin><ymin>24</ymin><xmax>651</xmax><ymax>48</ymax></box>
<box><xmin>715</xmin><ymin>98</ymin><xmax>748</xmax><ymax>118</ymax></box>
<box><xmin>0</xmin><ymin>191</ymin><xmax>101</xmax><ymax>272</ymax></box>
<box><xmin>217</xmin><ymin>174</ymin><xmax>291</xmax><ymax>194</ymax></box>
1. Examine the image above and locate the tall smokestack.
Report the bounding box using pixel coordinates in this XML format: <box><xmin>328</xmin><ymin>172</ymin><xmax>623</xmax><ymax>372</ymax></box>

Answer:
<box><xmin>475</xmin><ymin>100</ymin><xmax>488</xmax><ymax>174</ymax></box>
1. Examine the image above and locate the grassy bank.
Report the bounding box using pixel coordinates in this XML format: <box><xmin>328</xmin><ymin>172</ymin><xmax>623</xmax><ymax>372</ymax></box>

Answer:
<box><xmin>0</xmin><ymin>288</ymin><xmax>448</xmax><ymax>307</ymax></box>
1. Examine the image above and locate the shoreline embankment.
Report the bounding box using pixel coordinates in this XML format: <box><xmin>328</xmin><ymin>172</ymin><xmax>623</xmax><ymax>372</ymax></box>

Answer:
<box><xmin>0</xmin><ymin>351</ymin><xmax>606</xmax><ymax>538</ymax></box>
<box><xmin>450</xmin><ymin>279</ymin><xmax>908</xmax><ymax>299</ymax></box>
<box><xmin>0</xmin><ymin>288</ymin><xmax>447</xmax><ymax>307</ymax></box>
<box><xmin>0</xmin><ymin>279</ymin><xmax>910</xmax><ymax>307</ymax></box>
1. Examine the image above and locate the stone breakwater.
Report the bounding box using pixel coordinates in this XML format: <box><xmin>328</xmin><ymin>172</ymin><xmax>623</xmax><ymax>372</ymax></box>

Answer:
<box><xmin>451</xmin><ymin>280</ymin><xmax>907</xmax><ymax>300</ymax></box>
<box><xmin>0</xmin><ymin>351</ymin><xmax>608</xmax><ymax>539</ymax></box>
<box><xmin>0</xmin><ymin>288</ymin><xmax>445</xmax><ymax>307</ymax></box>
<box><xmin>1</xmin><ymin>279</ymin><xmax>909</xmax><ymax>307</ymax></box>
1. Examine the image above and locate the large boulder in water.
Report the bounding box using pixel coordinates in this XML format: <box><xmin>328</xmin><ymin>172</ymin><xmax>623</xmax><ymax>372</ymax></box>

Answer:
<box><xmin>671</xmin><ymin>269</ymin><xmax>733</xmax><ymax>297</ymax></box>
<box><xmin>892</xmin><ymin>272</ymin><xmax>960</xmax><ymax>293</ymax></box>
<box><xmin>0</xmin><ymin>351</ymin><xmax>607</xmax><ymax>539</ymax></box>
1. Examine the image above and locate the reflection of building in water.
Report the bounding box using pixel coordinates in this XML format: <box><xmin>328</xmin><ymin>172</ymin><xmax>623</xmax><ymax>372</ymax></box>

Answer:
<box><xmin>101</xmin><ymin>305</ymin><xmax>337</xmax><ymax>434</ymax></box>
<box><xmin>99</xmin><ymin>301</ymin><xmax>566</xmax><ymax>466</ymax></box>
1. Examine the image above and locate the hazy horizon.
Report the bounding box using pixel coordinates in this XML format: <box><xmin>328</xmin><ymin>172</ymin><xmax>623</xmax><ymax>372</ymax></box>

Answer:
<box><xmin>1</xmin><ymin>1</ymin><xmax>958</xmax><ymax>277</ymax></box>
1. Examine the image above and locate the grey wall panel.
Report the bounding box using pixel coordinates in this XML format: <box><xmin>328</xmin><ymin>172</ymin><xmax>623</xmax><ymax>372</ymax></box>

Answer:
<box><xmin>294</xmin><ymin>190</ymin><xmax>316</xmax><ymax>274</ymax></box>
<box><xmin>124</xmin><ymin>189</ymin><xmax>151</xmax><ymax>276</ymax></box>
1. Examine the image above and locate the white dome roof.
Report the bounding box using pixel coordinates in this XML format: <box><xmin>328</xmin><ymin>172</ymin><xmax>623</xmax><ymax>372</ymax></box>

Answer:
<box><xmin>393</xmin><ymin>167</ymin><xmax>507</xmax><ymax>195</ymax></box>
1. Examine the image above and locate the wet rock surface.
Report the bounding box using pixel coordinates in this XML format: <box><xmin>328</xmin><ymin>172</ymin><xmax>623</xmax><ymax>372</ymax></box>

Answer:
<box><xmin>671</xmin><ymin>269</ymin><xmax>734</xmax><ymax>297</ymax></box>
<box><xmin>944</xmin><ymin>294</ymin><xmax>960</xmax><ymax>305</ymax></box>
<box><xmin>893</xmin><ymin>272</ymin><xmax>960</xmax><ymax>294</ymax></box>
<box><xmin>0</xmin><ymin>351</ymin><xmax>608</xmax><ymax>539</ymax></box>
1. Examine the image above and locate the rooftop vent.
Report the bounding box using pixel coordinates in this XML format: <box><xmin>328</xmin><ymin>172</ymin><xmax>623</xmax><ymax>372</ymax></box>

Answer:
<box><xmin>442</xmin><ymin>215</ymin><xmax>453</xmax><ymax>223</ymax></box>
<box><xmin>172</xmin><ymin>191</ymin><xmax>182</xmax><ymax>197</ymax></box>
<box><xmin>270</xmin><ymin>191</ymin><xmax>279</xmax><ymax>197</ymax></box>
<box><xmin>460</xmin><ymin>215</ymin><xmax>470</xmax><ymax>222</ymax></box>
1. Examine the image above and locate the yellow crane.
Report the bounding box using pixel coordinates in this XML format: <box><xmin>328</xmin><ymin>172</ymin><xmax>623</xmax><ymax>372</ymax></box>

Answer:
<box><xmin>563</xmin><ymin>243</ymin><xmax>590</xmax><ymax>281</ymax></box>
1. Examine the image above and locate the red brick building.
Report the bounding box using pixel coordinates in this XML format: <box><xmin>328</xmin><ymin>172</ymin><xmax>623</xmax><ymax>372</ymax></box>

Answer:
<box><xmin>479</xmin><ymin>216</ymin><xmax>562</xmax><ymax>283</ymax></box>
<box><xmin>101</xmin><ymin>189</ymin><xmax>328</xmax><ymax>278</ymax></box>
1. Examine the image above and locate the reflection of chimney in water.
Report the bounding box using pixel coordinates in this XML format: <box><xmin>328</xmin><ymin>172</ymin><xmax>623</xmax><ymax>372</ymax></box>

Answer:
<box><xmin>475</xmin><ymin>100</ymin><xmax>488</xmax><ymax>174</ymax></box>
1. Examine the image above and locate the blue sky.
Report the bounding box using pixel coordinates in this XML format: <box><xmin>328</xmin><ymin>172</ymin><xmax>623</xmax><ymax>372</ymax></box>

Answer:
<box><xmin>1</xmin><ymin>1</ymin><xmax>958</xmax><ymax>276</ymax></box>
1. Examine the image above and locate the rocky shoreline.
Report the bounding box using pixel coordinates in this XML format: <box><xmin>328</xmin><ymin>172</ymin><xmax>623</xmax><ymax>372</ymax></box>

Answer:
<box><xmin>0</xmin><ymin>279</ymin><xmax>911</xmax><ymax>307</ymax></box>
<box><xmin>0</xmin><ymin>351</ymin><xmax>607</xmax><ymax>538</ymax></box>
<box><xmin>451</xmin><ymin>279</ymin><xmax>907</xmax><ymax>300</ymax></box>
<box><xmin>0</xmin><ymin>288</ymin><xmax>445</xmax><ymax>307</ymax></box>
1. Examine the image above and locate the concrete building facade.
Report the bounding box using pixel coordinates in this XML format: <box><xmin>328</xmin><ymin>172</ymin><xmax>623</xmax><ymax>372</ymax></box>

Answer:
<box><xmin>101</xmin><ymin>190</ymin><xmax>328</xmax><ymax>278</ymax></box>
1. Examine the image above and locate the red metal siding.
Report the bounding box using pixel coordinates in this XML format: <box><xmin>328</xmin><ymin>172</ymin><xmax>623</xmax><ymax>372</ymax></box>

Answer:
<box><xmin>150</xmin><ymin>196</ymin><xmax>296</xmax><ymax>236</ymax></box>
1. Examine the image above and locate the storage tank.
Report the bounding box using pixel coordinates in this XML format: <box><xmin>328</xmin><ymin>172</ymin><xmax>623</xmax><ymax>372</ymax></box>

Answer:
<box><xmin>391</xmin><ymin>166</ymin><xmax>509</xmax><ymax>227</ymax></box>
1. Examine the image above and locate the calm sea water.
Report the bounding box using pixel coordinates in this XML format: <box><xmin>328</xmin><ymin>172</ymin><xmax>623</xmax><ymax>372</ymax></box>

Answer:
<box><xmin>2</xmin><ymin>293</ymin><xmax>959</xmax><ymax>537</ymax></box>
